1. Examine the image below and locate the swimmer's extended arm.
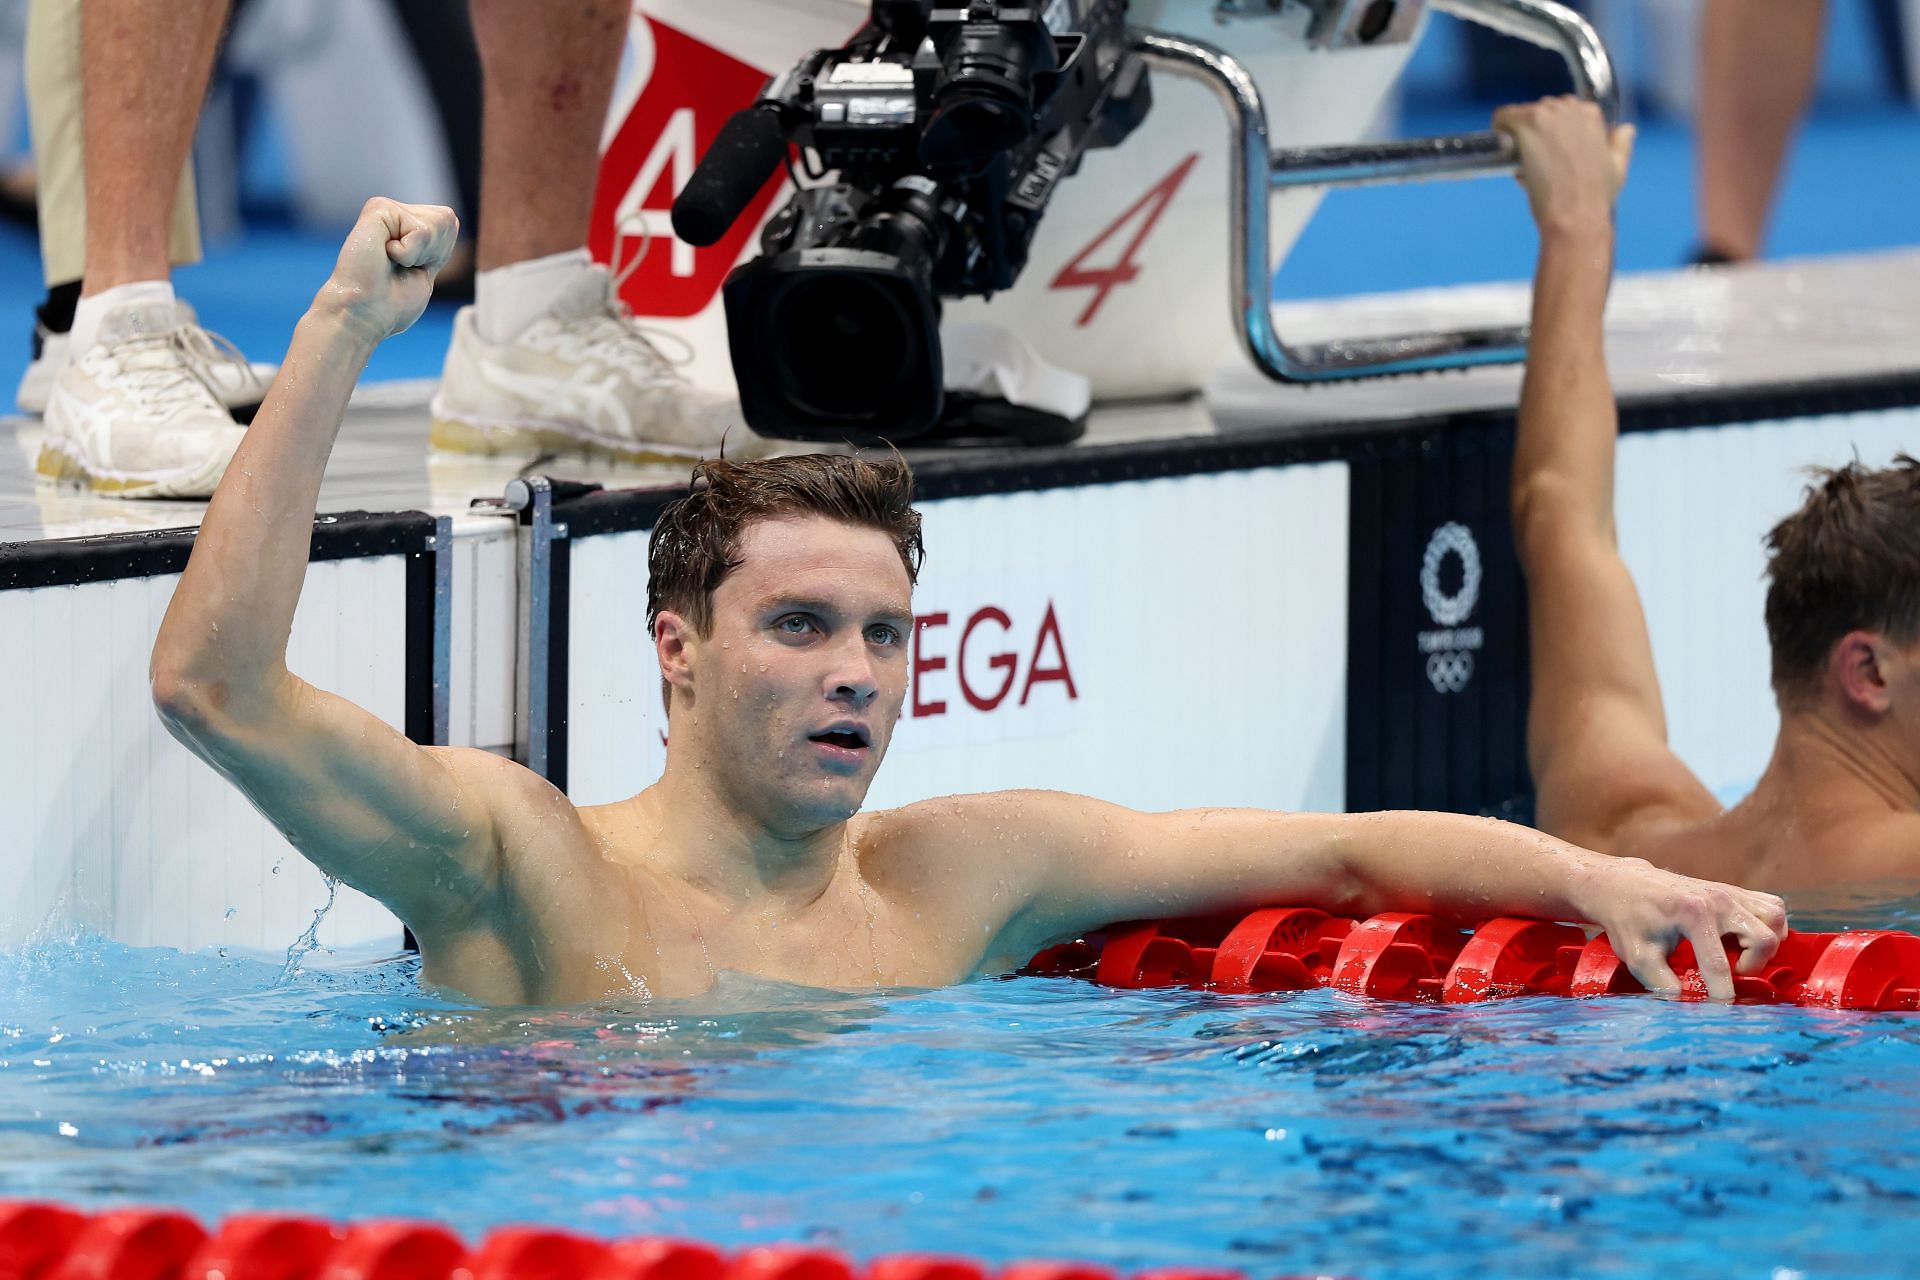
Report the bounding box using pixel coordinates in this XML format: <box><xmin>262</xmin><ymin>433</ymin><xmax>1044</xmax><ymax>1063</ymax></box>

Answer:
<box><xmin>150</xmin><ymin>200</ymin><xmax>552</xmax><ymax>952</ymax></box>
<box><xmin>966</xmin><ymin>790</ymin><xmax>1785</xmax><ymax>999</ymax></box>
<box><xmin>1497</xmin><ymin>99</ymin><xmax>1719</xmax><ymax>854</ymax></box>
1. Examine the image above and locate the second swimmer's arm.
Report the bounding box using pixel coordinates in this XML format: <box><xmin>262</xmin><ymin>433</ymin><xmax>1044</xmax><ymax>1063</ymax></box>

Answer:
<box><xmin>1497</xmin><ymin>99</ymin><xmax>1719</xmax><ymax>850</ymax></box>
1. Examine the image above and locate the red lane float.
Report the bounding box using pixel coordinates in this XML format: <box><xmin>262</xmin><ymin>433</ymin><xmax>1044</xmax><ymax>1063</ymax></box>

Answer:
<box><xmin>0</xmin><ymin>1204</ymin><xmax>1353</xmax><ymax>1280</ymax></box>
<box><xmin>43</xmin><ymin>1209</ymin><xmax>208</xmax><ymax>1280</ymax></box>
<box><xmin>0</xmin><ymin>1202</ymin><xmax>87</xmax><ymax>1279</ymax></box>
<box><xmin>1025</xmin><ymin>909</ymin><xmax>1920</xmax><ymax>1012</ymax></box>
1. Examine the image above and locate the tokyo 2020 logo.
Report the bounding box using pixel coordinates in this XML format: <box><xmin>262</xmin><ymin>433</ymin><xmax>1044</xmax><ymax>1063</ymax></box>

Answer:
<box><xmin>1417</xmin><ymin>522</ymin><xmax>1484</xmax><ymax>695</ymax></box>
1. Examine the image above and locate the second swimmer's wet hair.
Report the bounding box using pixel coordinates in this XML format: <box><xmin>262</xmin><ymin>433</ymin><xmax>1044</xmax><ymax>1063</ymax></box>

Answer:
<box><xmin>1765</xmin><ymin>453</ymin><xmax>1920</xmax><ymax>704</ymax></box>
<box><xmin>647</xmin><ymin>453</ymin><xmax>924</xmax><ymax>639</ymax></box>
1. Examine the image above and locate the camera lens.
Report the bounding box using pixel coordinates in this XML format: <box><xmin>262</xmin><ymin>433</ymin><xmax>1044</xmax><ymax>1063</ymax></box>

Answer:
<box><xmin>768</xmin><ymin>275</ymin><xmax>914</xmax><ymax>419</ymax></box>
<box><xmin>921</xmin><ymin>20</ymin><xmax>1040</xmax><ymax>168</ymax></box>
<box><xmin>922</xmin><ymin>91</ymin><xmax>1029</xmax><ymax>168</ymax></box>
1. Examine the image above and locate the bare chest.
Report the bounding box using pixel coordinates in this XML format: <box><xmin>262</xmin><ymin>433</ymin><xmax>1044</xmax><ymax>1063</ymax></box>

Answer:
<box><xmin>526</xmin><ymin>867</ymin><xmax>993</xmax><ymax>1000</ymax></box>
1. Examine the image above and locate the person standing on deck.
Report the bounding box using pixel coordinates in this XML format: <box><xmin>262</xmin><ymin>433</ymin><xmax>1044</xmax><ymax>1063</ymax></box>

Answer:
<box><xmin>29</xmin><ymin>0</ymin><xmax>755</xmax><ymax>501</ymax></box>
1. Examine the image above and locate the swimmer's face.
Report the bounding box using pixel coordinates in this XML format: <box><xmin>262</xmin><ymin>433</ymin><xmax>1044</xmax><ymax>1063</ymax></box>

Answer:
<box><xmin>678</xmin><ymin>514</ymin><xmax>913</xmax><ymax>831</ymax></box>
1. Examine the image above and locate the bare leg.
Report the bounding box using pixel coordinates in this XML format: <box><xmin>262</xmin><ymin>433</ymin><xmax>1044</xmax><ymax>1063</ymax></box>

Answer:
<box><xmin>80</xmin><ymin>0</ymin><xmax>229</xmax><ymax>295</ymax></box>
<box><xmin>468</xmin><ymin>0</ymin><xmax>625</xmax><ymax>270</ymax></box>
<box><xmin>434</xmin><ymin>2</ymin><xmax>742</xmax><ymax>457</ymax></box>
<box><xmin>1695</xmin><ymin>0</ymin><xmax>1824</xmax><ymax>262</ymax></box>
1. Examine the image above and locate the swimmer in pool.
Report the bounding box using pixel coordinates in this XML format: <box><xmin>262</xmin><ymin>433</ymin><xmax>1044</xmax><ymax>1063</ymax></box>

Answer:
<box><xmin>149</xmin><ymin>194</ymin><xmax>1786</xmax><ymax>1005</ymax></box>
<box><xmin>1504</xmin><ymin>97</ymin><xmax>1920</xmax><ymax>893</ymax></box>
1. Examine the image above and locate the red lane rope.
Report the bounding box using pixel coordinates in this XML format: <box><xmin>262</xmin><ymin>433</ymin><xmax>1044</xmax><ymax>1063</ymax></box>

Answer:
<box><xmin>0</xmin><ymin>1203</ymin><xmax>1351</xmax><ymax>1280</ymax></box>
<box><xmin>1025</xmin><ymin>910</ymin><xmax>1920</xmax><ymax>1010</ymax></box>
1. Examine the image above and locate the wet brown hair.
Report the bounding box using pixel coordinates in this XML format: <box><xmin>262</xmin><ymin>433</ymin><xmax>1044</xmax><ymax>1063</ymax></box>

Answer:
<box><xmin>647</xmin><ymin>452</ymin><xmax>924</xmax><ymax>639</ymax></box>
<box><xmin>1765</xmin><ymin>454</ymin><xmax>1920</xmax><ymax>705</ymax></box>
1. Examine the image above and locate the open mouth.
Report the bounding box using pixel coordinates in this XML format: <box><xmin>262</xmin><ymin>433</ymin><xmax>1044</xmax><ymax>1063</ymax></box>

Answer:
<box><xmin>810</xmin><ymin>728</ymin><xmax>869</xmax><ymax>751</ymax></box>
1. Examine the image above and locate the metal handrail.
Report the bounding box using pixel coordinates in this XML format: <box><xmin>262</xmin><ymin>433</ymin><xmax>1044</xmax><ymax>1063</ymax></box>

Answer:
<box><xmin>1134</xmin><ymin>0</ymin><xmax>1618</xmax><ymax>382</ymax></box>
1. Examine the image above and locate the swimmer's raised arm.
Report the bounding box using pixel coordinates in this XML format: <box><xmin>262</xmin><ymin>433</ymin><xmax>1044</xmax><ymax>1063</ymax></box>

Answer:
<box><xmin>1497</xmin><ymin>98</ymin><xmax>1718</xmax><ymax>855</ymax></box>
<box><xmin>955</xmin><ymin>791</ymin><xmax>1785</xmax><ymax>999</ymax></box>
<box><xmin>150</xmin><ymin>200</ymin><xmax>570</xmax><ymax>964</ymax></box>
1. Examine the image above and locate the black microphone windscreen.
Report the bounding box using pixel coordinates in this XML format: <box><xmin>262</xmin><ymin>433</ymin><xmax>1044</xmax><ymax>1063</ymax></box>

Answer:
<box><xmin>671</xmin><ymin>108</ymin><xmax>790</xmax><ymax>248</ymax></box>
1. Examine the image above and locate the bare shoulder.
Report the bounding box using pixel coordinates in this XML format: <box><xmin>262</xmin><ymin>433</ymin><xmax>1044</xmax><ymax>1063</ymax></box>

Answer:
<box><xmin>1614</xmin><ymin>810</ymin><xmax>1740</xmax><ymax>882</ymax></box>
<box><xmin>1836</xmin><ymin>812</ymin><xmax>1920</xmax><ymax>882</ymax></box>
<box><xmin>852</xmin><ymin>794</ymin><xmax>989</xmax><ymax>879</ymax></box>
<box><xmin>852</xmin><ymin>791</ymin><xmax>1109</xmax><ymax>963</ymax></box>
<box><xmin>1625</xmin><ymin>806</ymin><xmax>1920</xmax><ymax>891</ymax></box>
<box><xmin>854</xmin><ymin>790</ymin><xmax>1104</xmax><ymax>892</ymax></box>
<box><xmin>858</xmin><ymin>790</ymin><xmax>1101</xmax><ymax>848</ymax></box>
<box><xmin>426</xmin><ymin>745</ymin><xmax>581</xmax><ymax>831</ymax></box>
<box><xmin>427</xmin><ymin>747</ymin><xmax>610</xmax><ymax>896</ymax></box>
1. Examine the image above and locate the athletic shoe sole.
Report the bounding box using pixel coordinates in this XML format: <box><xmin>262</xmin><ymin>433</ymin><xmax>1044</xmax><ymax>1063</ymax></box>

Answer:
<box><xmin>35</xmin><ymin>437</ymin><xmax>234</xmax><ymax>500</ymax></box>
<box><xmin>428</xmin><ymin>405</ymin><xmax>724</xmax><ymax>468</ymax></box>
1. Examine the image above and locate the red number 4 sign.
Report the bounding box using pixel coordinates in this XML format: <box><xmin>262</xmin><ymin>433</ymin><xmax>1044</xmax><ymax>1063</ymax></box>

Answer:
<box><xmin>1048</xmin><ymin>152</ymin><xmax>1200</xmax><ymax>327</ymax></box>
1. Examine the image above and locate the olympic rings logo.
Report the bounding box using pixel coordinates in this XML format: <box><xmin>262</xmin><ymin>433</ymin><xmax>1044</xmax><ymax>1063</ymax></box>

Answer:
<box><xmin>1420</xmin><ymin>522</ymin><xmax>1482</xmax><ymax>627</ymax></box>
<box><xmin>1426</xmin><ymin>651</ymin><xmax>1476</xmax><ymax>694</ymax></box>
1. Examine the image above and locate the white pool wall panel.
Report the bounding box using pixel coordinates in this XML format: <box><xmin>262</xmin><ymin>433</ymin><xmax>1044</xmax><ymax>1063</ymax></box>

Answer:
<box><xmin>2</xmin><ymin>560</ymin><xmax>406</xmax><ymax>953</ymax></box>
<box><xmin>447</xmin><ymin>518</ymin><xmax>519</xmax><ymax>753</ymax></box>
<box><xmin>567</xmin><ymin>528</ymin><xmax>663</xmax><ymax>809</ymax></box>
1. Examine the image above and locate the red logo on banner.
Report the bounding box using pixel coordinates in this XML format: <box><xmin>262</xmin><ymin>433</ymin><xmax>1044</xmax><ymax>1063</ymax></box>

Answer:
<box><xmin>587</xmin><ymin>18</ymin><xmax>786</xmax><ymax>319</ymax></box>
<box><xmin>910</xmin><ymin>602</ymin><xmax>1079</xmax><ymax>719</ymax></box>
<box><xmin>1049</xmin><ymin>152</ymin><xmax>1199</xmax><ymax>327</ymax></box>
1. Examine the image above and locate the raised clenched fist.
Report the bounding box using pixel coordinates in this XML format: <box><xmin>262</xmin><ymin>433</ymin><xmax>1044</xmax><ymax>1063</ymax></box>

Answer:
<box><xmin>317</xmin><ymin>198</ymin><xmax>461</xmax><ymax>345</ymax></box>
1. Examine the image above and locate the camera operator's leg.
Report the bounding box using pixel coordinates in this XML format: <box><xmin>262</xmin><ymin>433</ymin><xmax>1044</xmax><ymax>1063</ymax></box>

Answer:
<box><xmin>468</xmin><ymin>0</ymin><xmax>619</xmax><ymax>276</ymax></box>
<box><xmin>1694</xmin><ymin>0</ymin><xmax>1824</xmax><ymax>263</ymax></box>
<box><xmin>36</xmin><ymin>0</ymin><xmax>260</xmax><ymax>497</ymax></box>
<box><xmin>431</xmin><ymin>0</ymin><xmax>762</xmax><ymax>464</ymax></box>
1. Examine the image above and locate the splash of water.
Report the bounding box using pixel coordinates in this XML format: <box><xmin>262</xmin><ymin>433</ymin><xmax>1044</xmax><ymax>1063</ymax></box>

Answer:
<box><xmin>279</xmin><ymin>875</ymin><xmax>341</xmax><ymax>979</ymax></box>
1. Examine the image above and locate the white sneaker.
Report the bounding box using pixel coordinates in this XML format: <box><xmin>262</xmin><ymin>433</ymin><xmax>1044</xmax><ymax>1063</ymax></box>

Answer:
<box><xmin>429</xmin><ymin>264</ymin><xmax>764</xmax><ymax>464</ymax></box>
<box><xmin>37</xmin><ymin>300</ymin><xmax>248</xmax><ymax>499</ymax></box>
<box><xmin>16</xmin><ymin>300</ymin><xmax>274</xmax><ymax>418</ymax></box>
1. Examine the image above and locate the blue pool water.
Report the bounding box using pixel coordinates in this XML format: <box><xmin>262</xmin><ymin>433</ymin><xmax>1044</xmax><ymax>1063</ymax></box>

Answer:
<box><xmin>6</xmin><ymin>899</ymin><xmax>1920</xmax><ymax>1280</ymax></box>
